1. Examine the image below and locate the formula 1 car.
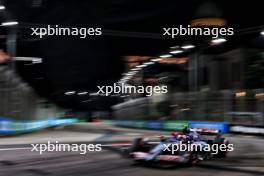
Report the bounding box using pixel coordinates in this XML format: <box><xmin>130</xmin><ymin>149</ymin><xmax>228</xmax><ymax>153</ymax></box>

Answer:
<box><xmin>125</xmin><ymin>130</ymin><xmax>230</xmax><ymax>166</ymax></box>
<box><xmin>128</xmin><ymin>138</ymin><xmax>200</xmax><ymax>166</ymax></box>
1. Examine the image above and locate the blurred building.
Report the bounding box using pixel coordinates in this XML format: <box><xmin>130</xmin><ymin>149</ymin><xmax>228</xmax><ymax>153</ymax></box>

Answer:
<box><xmin>113</xmin><ymin>48</ymin><xmax>264</xmax><ymax>126</ymax></box>
<box><xmin>0</xmin><ymin>61</ymin><xmax>65</xmax><ymax>120</ymax></box>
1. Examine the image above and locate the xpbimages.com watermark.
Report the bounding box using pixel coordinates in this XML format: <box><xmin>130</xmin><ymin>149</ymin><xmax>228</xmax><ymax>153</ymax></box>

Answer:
<box><xmin>96</xmin><ymin>83</ymin><xmax>168</xmax><ymax>96</ymax></box>
<box><xmin>31</xmin><ymin>141</ymin><xmax>102</xmax><ymax>154</ymax></box>
<box><xmin>31</xmin><ymin>25</ymin><xmax>102</xmax><ymax>38</ymax></box>
<box><xmin>163</xmin><ymin>141</ymin><xmax>234</xmax><ymax>155</ymax></box>
<box><xmin>163</xmin><ymin>25</ymin><xmax>234</xmax><ymax>39</ymax></box>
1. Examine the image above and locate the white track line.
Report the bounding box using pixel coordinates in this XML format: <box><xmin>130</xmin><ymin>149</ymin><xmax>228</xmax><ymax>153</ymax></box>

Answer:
<box><xmin>0</xmin><ymin>147</ymin><xmax>31</xmax><ymax>151</ymax></box>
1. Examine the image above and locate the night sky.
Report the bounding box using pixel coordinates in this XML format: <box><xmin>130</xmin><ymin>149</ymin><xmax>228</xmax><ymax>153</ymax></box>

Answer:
<box><xmin>1</xmin><ymin>0</ymin><xmax>263</xmax><ymax>109</ymax></box>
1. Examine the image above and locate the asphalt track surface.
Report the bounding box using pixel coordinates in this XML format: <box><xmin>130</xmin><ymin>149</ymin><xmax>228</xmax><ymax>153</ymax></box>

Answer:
<box><xmin>0</xmin><ymin>124</ymin><xmax>264</xmax><ymax>176</ymax></box>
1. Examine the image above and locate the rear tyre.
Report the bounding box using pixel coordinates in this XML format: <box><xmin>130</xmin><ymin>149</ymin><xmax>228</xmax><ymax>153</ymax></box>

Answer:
<box><xmin>187</xmin><ymin>152</ymin><xmax>200</xmax><ymax>166</ymax></box>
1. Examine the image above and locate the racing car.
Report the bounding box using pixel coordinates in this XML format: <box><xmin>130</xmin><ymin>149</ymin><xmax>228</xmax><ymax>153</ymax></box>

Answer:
<box><xmin>125</xmin><ymin>129</ymin><xmax>230</xmax><ymax>166</ymax></box>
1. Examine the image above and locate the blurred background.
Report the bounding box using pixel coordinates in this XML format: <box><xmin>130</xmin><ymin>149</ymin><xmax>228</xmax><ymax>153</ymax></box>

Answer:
<box><xmin>0</xmin><ymin>0</ymin><xmax>263</xmax><ymax>176</ymax></box>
